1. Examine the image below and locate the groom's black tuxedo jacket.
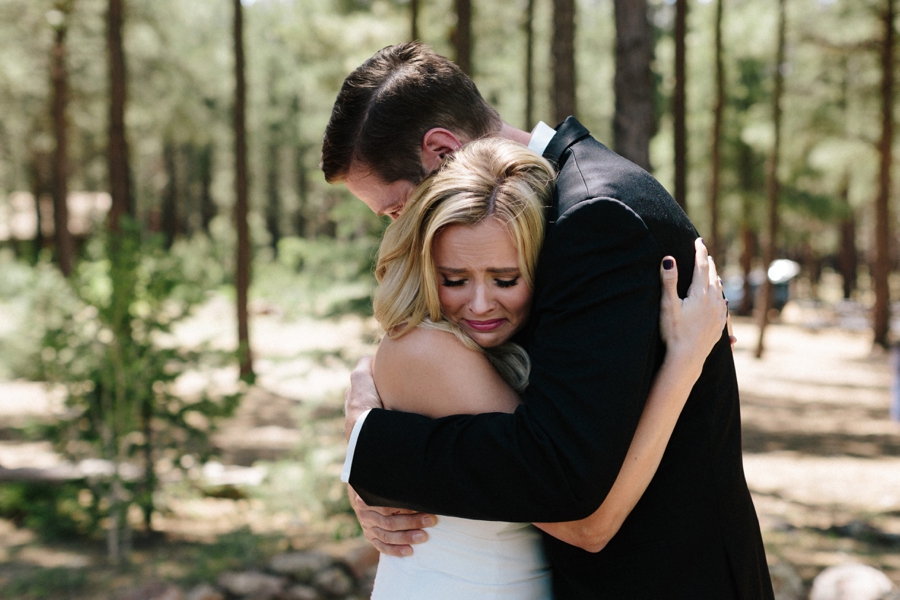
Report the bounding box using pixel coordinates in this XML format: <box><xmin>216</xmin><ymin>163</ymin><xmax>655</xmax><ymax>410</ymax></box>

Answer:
<box><xmin>350</xmin><ymin>118</ymin><xmax>774</xmax><ymax>599</ymax></box>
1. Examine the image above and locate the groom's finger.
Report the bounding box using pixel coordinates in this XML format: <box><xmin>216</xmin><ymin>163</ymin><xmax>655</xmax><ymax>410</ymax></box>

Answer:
<box><xmin>366</xmin><ymin>526</ymin><xmax>430</xmax><ymax>556</ymax></box>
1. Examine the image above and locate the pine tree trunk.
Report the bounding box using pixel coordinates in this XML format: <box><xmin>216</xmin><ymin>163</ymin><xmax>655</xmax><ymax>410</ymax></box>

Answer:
<box><xmin>410</xmin><ymin>0</ymin><xmax>419</xmax><ymax>41</ymax></box>
<box><xmin>524</xmin><ymin>0</ymin><xmax>536</xmax><ymax>129</ymax></box>
<box><xmin>454</xmin><ymin>0</ymin><xmax>472</xmax><ymax>75</ymax></box>
<box><xmin>707</xmin><ymin>0</ymin><xmax>724</xmax><ymax>262</ymax></box>
<box><xmin>294</xmin><ymin>144</ymin><xmax>309</xmax><ymax>237</ymax></box>
<box><xmin>51</xmin><ymin>4</ymin><xmax>75</xmax><ymax>277</ymax></box>
<box><xmin>873</xmin><ymin>0</ymin><xmax>895</xmax><ymax>348</ymax></box>
<box><xmin>233</xmin><ymin>0</ymin><xmax>254</xmax><ymax>381</ymax></box>
<box><xmin>755</xmin><ymin>0</ymin><xmax>787</xmax><ymax>359</ymax></box>
<box><xmin>739</xmin><ymin>225</ymin><xmax>755</xmax><ymax>316</ymax></box>
<box><xmin>106</xmin><ymin>0</ymin><xmax>132</xmax><ymax>233</ymax></box>
<box><xmin>162</xmin><ymin>141</ymin><xmax>178</xmax><ymax>248</ymax></box>
<box><xmin>552</xmin><ymin>0</ymin><xmax>576</xmax><ymax>123</ymax></box>
<box><xmin>673</xmin><ymin>0</ymin><xmax>688</xmax><ymax>213</ymax></box>
<box><xmin>613</xmin><ymin>0</ymin><xmax>653</xmax><ymax>171</ymax></box>
<box><xmin>199</xmin><ymin>144</ymin><xmax>216</xmax><ymax>233</ymax></box>
<box><xmin>838</xmin><ymin>177</ymin><xmax>857</xmax><ymax>300</ymax></box>
<box><xmin>266</xmin><ymin>141</ymin><xmax>281</xmax><ymax>257</ymax></box>
<box><xmin>29</xmin><ymin>155</ymin><xmax>48</xmax><ymax>263</ymax></box>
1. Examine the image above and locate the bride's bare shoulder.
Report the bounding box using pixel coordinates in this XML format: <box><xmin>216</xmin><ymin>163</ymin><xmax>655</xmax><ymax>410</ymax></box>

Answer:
<box><xmin>374</xmin><ymin>327</ymin><xmax>519</xmax><ymax>417</ymax></box>
<box><xmin>379</xmin><ymin>326</ymin><xmax>475</xmax><ymax>361</ymax></box>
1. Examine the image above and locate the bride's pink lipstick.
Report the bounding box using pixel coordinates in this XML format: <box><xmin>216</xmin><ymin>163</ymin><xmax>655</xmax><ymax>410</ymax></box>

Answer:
<box><xmin>464</xmin><ymin>319</ymin><xmax>506</xmax><ymax>332</ymax></box>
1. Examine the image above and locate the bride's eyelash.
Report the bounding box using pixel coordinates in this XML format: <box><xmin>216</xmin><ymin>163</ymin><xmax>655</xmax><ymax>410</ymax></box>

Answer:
<box><xmin>441</xmin><ymin>277</ymin><xmax>466</xmax><ymax>287</ymax></box>
<box><xmin>496</xmin><ymin>277</ymin><xmax>520</xmax><ymax>288</ymax></box>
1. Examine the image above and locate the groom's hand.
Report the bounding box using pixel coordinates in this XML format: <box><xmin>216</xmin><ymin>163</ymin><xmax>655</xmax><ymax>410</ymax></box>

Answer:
<box><xmin>348</xmin><ymin>485</ymin><xmax>436</xmax><ymax>556</ymax></box>
<box><xmin>344</xmin><ymin>356</ymin><xmax>383</xmax><ymax>440</ymax></box>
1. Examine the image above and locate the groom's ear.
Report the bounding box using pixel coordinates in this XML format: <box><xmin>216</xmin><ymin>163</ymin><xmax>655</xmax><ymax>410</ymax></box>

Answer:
<box><xmin>421</xmin><ymin>128</ymin><xmax>464</xmax><ymax>172</ymax></box>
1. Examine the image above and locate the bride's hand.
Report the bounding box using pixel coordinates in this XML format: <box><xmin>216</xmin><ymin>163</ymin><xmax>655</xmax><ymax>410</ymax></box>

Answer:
<box><xmin>659</xmin><ymin>238</ymin><xmax>728</xmax><ymax>365</ymax></box>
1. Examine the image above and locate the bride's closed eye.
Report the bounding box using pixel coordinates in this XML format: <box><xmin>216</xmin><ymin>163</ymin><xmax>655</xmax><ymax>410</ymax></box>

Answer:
<box><xmin>495</xmin><ymin>277</ymin><xmax>520</xmax><ymax>288</ymax></box>
<box><xmin>441</xmin><ymin>276</ymin><xmax>466</xmax><ymax>287</ymax></box>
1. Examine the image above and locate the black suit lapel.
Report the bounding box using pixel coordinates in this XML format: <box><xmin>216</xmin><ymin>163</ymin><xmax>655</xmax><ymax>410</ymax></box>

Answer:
<box><xmin>543</xmin><ymin>117</ymin><xmax>591</xmax><ymax>167</ymax></box>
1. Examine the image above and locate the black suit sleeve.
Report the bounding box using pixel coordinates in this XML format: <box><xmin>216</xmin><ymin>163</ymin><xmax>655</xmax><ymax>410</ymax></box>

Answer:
<box><xmin>349</xmin><ymin>197</ymin><xmax>663</xmax><ymax>523</ymax></box>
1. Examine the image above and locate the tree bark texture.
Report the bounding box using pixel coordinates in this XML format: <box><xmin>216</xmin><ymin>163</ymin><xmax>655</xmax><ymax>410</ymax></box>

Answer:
<box><xmin>739</xmin><ymin>225</ymin><xmax>756</xmax><ymax>316</ymax></box>
<box><xmin>233</xmin><ymin>0</ymin><xmax>254</xmax><ymax>380</ymax></box>
<box><xmin>162</xmin><ymin>141</ymin><xmax>178</xmax><ymax>248</ymax></box>
<box><xmin>707</xmin><ymin>0</ymin><xmax>725</xmax><ymax>262</ymax></box>
<box><xmin>755</xmin><ymin>0</ymin><xmax>787</xmax><ymax>359</ymax></box>
<box><xmin>524</xmin><ymin>0</ymin><xmax>536</xmax><ymax>129</ymax></box>
<box><xmin>552</xmin><ymin>0</ymin><xmax>576</xmax><ymax>123</ymax></box>
<box><xmin>873</xmin><ymin>0</ymin><xmax>895</xmax><ymax>348</ymax></box>
<box><xmin>453</xmin><ymin>0</ymin><xmax>472</xmax><ymax>75</ymax></box>
<box><xmin>266</xmin><ymin>141</ymin><xmax>281</xmax><ymax>257</ymax></box>
<box><xmin>199</xmin><ymin>144</ymin><xmax>216</xmax><ymax>233</ymax></box>
<box><xmin>106</xmin><ymin>0</ymin><xmax>132</xmax><ymax>233</ymax></box>
<box><xmin>838</xmin><ymin>177</ymin><xmax>857</xmax><ymax>300</ymax></box>
<box><xmin>673</xmin><ymin>0</ymin><xmax>688</xmax><ymax>212</ymax></box>
<box><xmin>51</xmin><ymin>4</ymin><xmax>75</xmax><ymax>277</ymax></box>
<box><xmin>614</xmin><ymin>0</ymin><xmax>654</xmax><ymax>172</ymax></box>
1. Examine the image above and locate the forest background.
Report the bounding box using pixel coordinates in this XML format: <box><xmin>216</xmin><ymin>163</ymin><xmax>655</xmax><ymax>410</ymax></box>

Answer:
<box><xmin>0</xmin><ymin>0</ymin><xmax>898</xmax><ymax>598</ymax></box>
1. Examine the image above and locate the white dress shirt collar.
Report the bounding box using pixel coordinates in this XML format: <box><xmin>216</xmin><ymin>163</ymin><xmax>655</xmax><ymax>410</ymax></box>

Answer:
<box><xmin>528</xmin><ymin>121</ymin><xmax>557</xmax><ymax>157</ymax></box>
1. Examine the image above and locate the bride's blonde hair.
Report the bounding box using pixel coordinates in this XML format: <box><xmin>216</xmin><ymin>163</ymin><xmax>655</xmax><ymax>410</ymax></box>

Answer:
<box><xmin>373</xmin><ymin>137</ymin><xmax>554</xmax><ymax>391</ymax></box>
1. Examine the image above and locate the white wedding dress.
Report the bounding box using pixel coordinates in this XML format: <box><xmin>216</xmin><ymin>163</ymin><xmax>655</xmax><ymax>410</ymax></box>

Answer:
<box><xmin>370</xmin><ymin>515</ymin><xmax>552</xmax><ymax>599</ymax></box>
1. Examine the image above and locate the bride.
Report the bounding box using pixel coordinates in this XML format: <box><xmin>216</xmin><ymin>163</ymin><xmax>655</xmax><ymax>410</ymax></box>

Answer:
<box><xmin>366</xmin><ymin>138</ymin><xmax>727</xmax><ymax>598</ymax></box>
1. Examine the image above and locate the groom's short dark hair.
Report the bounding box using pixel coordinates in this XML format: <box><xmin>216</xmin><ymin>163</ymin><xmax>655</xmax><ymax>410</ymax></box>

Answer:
<box><xmin>321</xmin><ymin>42</ymin><xmax>502</xmax><ymax>185</ymax></box>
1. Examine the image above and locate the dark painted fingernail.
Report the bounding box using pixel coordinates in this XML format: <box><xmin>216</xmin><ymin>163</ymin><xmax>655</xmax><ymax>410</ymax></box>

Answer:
<box><xmin>726</xmin><ymin>299</ymin><xmax>730</xmax><ymax>306</ymax></box>
<box><xmin>698</xmin><ymin>237</ymin><xmax>705</xmax><ymax>245</ymax></box>
<box><xmin>663</xmin><ymin>258</ymin><xmax>674</xmax><ymax>270</ymax></box>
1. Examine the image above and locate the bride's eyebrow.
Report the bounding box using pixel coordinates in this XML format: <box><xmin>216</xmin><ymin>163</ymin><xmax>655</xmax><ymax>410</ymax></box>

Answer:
<box><xmin>436</xmin><ymin>267</ymin><xmax>519</xmax><ymax>274</ymax></box>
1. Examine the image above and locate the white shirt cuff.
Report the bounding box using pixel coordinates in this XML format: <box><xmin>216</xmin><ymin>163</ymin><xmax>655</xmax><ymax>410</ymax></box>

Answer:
<box><xmin>528</xmin><ymin>121</ymin><xmax>557</xmax><ymax>157</ymax></box>
<box><xmin>341</xmin><ymin>409</ymin><xmax>372</xmax><ymax>483</ymax></box>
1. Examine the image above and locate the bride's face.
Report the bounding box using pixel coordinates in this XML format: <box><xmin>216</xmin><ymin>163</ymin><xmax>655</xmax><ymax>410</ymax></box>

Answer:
<box><xmin>432</xmin><ymin>217</ymin><xmax>532</xmax><ymax>348</ymax></box>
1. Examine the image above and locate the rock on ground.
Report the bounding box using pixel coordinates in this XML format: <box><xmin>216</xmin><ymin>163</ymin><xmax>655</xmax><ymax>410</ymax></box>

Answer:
<box><xmin>809</xmin><ymin>563</ymin><xmax>895</xmax><ymax>600</ymax></box>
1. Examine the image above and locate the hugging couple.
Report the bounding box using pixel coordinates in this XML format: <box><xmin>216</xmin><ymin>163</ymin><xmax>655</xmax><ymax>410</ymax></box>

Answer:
<box><xmin>321</xmin><ymin>42</ymin><xmax>775</xmax><ymax>599</ymax></box>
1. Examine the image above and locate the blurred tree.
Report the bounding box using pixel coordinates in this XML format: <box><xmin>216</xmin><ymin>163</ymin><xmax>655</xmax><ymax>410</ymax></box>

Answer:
<box><xmin>706</xmin><ymin>0</ymin><xmax>724</xmax><ymax>261</ymax></box>
<box><xmin>198</xmin><ymin>144</ymin><xmax>216</xmax><ymax>234</ymax></box>
<box><xmin>454</xmin><ymin>0</ymin><xmax>472</xmax><ymax>75</ymax></box>
<box><xmin>614</xmin><ymin>0</ymin><xmax>653</xmax><ymax>171</ymax></box>
<box><xmin>523</xmin><ymin>0</ymin><xmax>536</xmax><ymax>129</ymax></box>
<box><xmin>837</xmin><ymin>176</ymin><xmax>857</xmax><ymax>299</ymax></box>
<box><xmin>755</xmin><ymin>0</ymin><xmax>786</xmax><ymax>359</ymax></box>
<box><xmin>673</xmin><ymin>0</ymin><xmax>687</xmax><ymax>212</ymax></box>
<box><xmin>265</xmin><ymin>60</ymin><xmax>284</xmax><ymax>257</ymax></box>
<box><xmin>552</xmin><ymin>0</ymin><xmax>576</xmax><ymax>123</ymax></box>
<box><xmin>50</xmin><ymin>1</ymin><xmax>76</xmax><ymax>276</ymax></box>
<box><xmin>411</xmin><ymin>0</ymin><xmax>419</xmax><ymax>41</ymax></box>
<box><xmin>161</xmin><ymin>140</ymin><xmax>178</xmax><ymax>247</ymax></box>
<box><xmin>872</xmin><ymin>0</ymin><xmax>894</xmax><ymax>348</ymax></box>
<box><xmin>233</xmin><ymin>0</ymin><xmax>254</xmax><ymax>382</ymax></box>
<box><xmin>106</xmin><ymin>0</ymin><xmax>132</xmax><ymax>234</ymax></box>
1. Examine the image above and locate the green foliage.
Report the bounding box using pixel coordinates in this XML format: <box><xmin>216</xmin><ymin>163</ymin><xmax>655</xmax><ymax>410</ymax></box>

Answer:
<box><xmin>25</xmin><ymin>221</ymin><xmax>241</xmax><ymax>538</ymax></box>
<box><xmin>0</xmin><ymin>482</ymin><xmax>99</xmax><ymax>540</ymax></box>
<box><xmin>3</xmin><ymin>566</ymin><xmax>88</xmax><ymax>599</ymax></box>
<box><xmin>253</xmin><ymin>233</ymin><xmax>379</xmax><ymax>318</ymax></box>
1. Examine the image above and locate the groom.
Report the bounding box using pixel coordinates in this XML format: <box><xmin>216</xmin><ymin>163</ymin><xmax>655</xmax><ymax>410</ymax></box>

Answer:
<box><xmin>323</xmin><ymin>42</ymin><xmax>774</xmax><ymax>599</ymax></box>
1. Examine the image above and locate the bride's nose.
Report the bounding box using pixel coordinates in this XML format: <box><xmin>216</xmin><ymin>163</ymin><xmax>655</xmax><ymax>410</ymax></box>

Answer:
<box><xmin>468</xmin><ymin>284</ymin><xmax>494</xmax><ymax>315</ymax></box>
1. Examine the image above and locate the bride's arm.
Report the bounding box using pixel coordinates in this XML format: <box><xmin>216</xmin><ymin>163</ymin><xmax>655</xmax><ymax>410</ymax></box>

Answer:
<box><xmin>534</xmin><ymin>239</ymin><xmax>727</xmax><ymax>552</ymax></box>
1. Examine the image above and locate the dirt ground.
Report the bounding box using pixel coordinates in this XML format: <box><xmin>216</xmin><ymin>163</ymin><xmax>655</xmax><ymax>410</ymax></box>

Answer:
<box><xmin>0</xmin><ymin>299</ymin><xmax>898</xmax><ymax>597</ymax></box>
